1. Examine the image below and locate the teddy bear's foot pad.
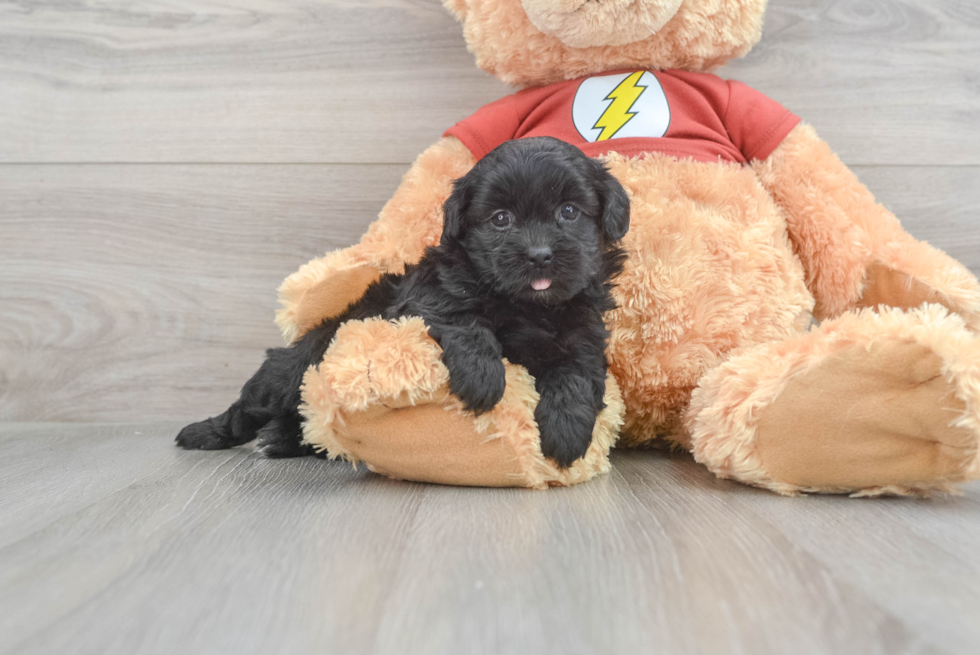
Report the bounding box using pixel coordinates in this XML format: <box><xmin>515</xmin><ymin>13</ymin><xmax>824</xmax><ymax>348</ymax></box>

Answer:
<box><xmin>754</xmin><ymin>340</ymin><xmax>977</xmax><ymax>493</ymax></box>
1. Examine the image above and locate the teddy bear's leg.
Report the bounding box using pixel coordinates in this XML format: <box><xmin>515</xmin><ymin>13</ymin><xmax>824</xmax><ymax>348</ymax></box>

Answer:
<box><xmin>754</xmin><ymin>123</ymin><xmax>980</xmax><ymax>327</ymax></box>
<box><xmin>275</xmin><ymin>137</ymin><xmax>476</xmax><ymax>343</ymax></box>
<box><xmin>299</xmin><ymin>316</ymin><xmax>625</xmax><ymax>488</ymax></box>
<box><xmin>685</xmin><ymin>305</ymin><xmax>980</xmax><ymax>496</ymax></box>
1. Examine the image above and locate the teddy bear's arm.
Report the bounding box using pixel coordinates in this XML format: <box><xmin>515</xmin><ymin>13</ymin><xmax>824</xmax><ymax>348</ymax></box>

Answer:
<box><xmin>753</xmin><ymin>123</ymin><xmax>980</xmax><ymax>326</ymax></box>
<box><xmin>299</xmin><ymin>315</ymin><xmax>625</xmax><ymax>489</ymax></box>
<box><xmin>275</xmin><ymin>136</ymin><xmax>477</xmax><ymax>343</ymax></box>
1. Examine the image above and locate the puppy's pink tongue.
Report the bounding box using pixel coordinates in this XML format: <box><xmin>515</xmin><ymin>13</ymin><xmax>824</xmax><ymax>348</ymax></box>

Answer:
<box><xmin>532</xmin><ymin>279</ymin><xmax>552</xmax><ymax>291</ymax></box>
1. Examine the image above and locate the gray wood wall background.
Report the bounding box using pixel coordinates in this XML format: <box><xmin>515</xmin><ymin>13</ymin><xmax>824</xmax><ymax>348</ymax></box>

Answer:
<box><xmin>3</xmin><ymin>0</ymin><xmax>979</xmax><ymax>423</ymax></box>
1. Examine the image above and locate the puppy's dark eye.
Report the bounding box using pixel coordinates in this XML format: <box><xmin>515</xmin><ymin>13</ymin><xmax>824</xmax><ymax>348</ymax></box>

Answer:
<box><xmin>490</xmin><ymin>211</ymin><xmax>513</xmax><ymax>229</ymax></box>
<box><xmin>559</xmin><ymin>204</ymin><xmax>579</xmax><ymax>222</ymax></box>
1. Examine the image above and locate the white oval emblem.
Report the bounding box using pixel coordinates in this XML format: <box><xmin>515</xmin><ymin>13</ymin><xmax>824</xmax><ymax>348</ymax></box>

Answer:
<box><xmin>571</xmin><ymin>71</ymin><xmax>670</xmax><ymax>143</ymax></box>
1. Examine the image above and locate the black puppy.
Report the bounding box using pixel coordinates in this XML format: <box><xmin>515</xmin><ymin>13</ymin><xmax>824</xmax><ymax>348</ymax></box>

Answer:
<box><xmin>177</xmin><ymin>136</ymin><xmax>629</xmax><ymax>467</ymax></box>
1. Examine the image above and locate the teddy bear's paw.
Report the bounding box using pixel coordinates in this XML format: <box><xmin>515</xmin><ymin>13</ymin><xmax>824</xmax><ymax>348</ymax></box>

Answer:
<box><xmin>283</xmin><ymin>265</ymin><xmax>384</xmax><ymax>342</ymax></box>
<box><xmin>313</xmin><ymin>316</ymin><xmax>450</xmax><ymax>413</ymax></box>
<box><xmin>752</xmin><ymin>339</ymin><xmax>978</xmax><ymax>495</ymax></box>
<box><xmin>276</xmin><ymin>243</ymin><xmax>385</xmax><ymax>344</ymax></box>
<box><xmin>689</xmin><ymin>305</ymin><xmax>980</xmax><ymax>496</ymax></box>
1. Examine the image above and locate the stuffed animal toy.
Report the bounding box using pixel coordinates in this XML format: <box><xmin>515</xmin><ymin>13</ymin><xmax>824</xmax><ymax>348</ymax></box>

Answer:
<box><xmin>281</xmin><ymin>0</ymin><xmax>980</xmax><ymax>495</ymax></box>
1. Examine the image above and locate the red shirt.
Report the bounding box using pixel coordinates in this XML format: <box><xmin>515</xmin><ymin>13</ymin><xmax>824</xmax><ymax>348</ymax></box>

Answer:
<box><xmin>445</xmin><ymin>69</ymin><xmax>800</xmax><ymax>164</ymax></box>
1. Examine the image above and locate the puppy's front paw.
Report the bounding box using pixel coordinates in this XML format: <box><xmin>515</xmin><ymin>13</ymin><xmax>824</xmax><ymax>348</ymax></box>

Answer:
<box><xmin>536</xmin><ymin>409</ymin><xmax>595</xmax><ymax>468</ymax></box>
<box><xmin>445</xmin><ymin>354</ymin><xmax>507</xmax><ymax>415</ymax></box>
<box><xmin>436</xmin><ymin>325</ymin><xmax>506</xmax><ymax>414</ymax></box>
<box><xmin>534</xmin><ymin>377</ymin><xmax>597</xmax><ymax>468</ymax></box>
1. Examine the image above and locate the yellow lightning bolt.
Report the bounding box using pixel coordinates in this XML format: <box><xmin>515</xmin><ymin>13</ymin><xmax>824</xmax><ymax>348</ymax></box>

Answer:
<box><xmin>593</xmin><ymin>71</ymin><xmax>648</xmax><ymax>141</ymax></box>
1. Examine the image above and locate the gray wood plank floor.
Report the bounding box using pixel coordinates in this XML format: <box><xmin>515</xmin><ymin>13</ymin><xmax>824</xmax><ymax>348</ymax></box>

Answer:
<box><xmin>3</xmin><ymin>1</ymin><xmax>980</xmax><ymax>653</ymax></box>
<box><xmin>2</xmin><ymin>422</ymin><xmax>979</xmax><ymax>655</ymax></box>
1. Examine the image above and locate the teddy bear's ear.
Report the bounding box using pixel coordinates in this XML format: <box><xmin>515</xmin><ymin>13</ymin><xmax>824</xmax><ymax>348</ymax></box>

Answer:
<box><xmin>439</xmin><ymin>175</ymin><xmax>472</xmax><ymax>245</ymax></box>
<box><xmin>593</xmin><ymin>162</ymin><xmax>630</xmax><ymax>242</ymax></box>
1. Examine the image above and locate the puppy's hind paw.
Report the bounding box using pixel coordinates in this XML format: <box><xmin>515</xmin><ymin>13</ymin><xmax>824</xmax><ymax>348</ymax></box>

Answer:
<box><xmin>176</xmin><ymin>419</ymin><xmax>229</xmax><ymax>450</ymax></box>
<box><xmin>254</xmin><ymin>414</ymin><xmax>323</xmax><ymax>459</ymax></box>
<box><xmin>256</xmin><ymin>441</ymin><xmax>320</xmax><ymax>459</ymax></box>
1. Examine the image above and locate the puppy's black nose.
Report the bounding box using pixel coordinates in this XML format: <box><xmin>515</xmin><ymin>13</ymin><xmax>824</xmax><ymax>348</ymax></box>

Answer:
<box><xmin>527</xmin><ymin>246</ymin><xmax>553</xmax><ymax>268</ymax></box>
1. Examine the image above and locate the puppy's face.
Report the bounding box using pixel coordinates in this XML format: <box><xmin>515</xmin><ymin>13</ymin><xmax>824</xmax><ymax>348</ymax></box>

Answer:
<box><xmin>442</xmin><ymin>137</ymin><xmax>629</xmax><ymax>305</ymax></box>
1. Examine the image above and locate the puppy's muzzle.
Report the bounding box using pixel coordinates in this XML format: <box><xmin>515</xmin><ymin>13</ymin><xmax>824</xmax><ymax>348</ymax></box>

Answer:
<box><xmin>527</xmin><ymin>246</ymin><xmax>554</xmax><ymax>291</ymax></box>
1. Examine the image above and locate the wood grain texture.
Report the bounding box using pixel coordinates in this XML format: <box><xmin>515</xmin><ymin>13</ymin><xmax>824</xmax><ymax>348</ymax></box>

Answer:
<box><xmin>3</xmin><ymin>164</ymin><xmax>979</xmax><ymax>423</ymax></box>
<box><xmin>724</xmin><ymin>0</ymin><xmax>980</xmax><ymax>166</ymax></box>
<box><xmin>0</xmin><ymin>0</ymin><xmax>977</xmax><ymax>165</ymax></box>
<box><xmin>0</xmin><ymin>423</ymin><xmax>977</xmax><ymax>655</ymax></box>
<box><xmin>0</xmin><ymin>164</ymin><xmax>403</xmax><ymax>422</ymax></box>
<box><xmin>0</xmin><ymin>0</ymin><xmax>511</xmax><ymax>165</ymax></box>
<box><xmin>854</xmin><ymin>165</ymin><xmax>980</xmax><ymax>273</ymax></box>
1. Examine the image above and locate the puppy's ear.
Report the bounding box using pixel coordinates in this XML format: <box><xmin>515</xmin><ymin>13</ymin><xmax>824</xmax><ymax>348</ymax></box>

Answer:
<box><xmin>440</xmin><ymin>175</ymin><xmax>472</xmax><ymax>246</ymax></box>
<box><xmin>593</xmin><ymin>162</ymin><xmax>630</xmax><ymax>241</ymax></box>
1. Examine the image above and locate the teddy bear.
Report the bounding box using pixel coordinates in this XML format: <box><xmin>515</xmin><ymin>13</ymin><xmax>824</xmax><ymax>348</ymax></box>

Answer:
<box><xmin>278</xmin><ymin>0</ymin><xmax>980</xmax><ymax>495</ymax></box>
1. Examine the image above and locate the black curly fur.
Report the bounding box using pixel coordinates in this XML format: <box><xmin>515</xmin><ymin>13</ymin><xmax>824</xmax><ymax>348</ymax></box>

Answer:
<box><xmin>177</xmin><ymin>136</ymin><xmax>629</xmax><ymax>467</ymax></box>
